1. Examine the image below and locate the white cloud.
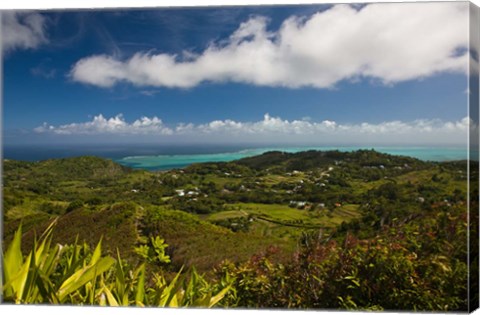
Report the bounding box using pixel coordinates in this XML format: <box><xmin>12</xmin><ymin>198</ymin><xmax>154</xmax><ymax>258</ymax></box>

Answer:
<box><xmin>34</xmin><ymin>114</ymin><xmax>173</xmax><ymax>135</ymax></box>
<box><xmin>70</xmin><ymin>2</ymin><xmax>468</xmax><ymax>89</ymax></box>
<box><xmin>2</xmin><ymin>11</ymin><xmax>48</xmax><ymax>52</ymax></box>
<box><xmin>34</xmin><ymin>114</ymin><xmax>471</xmax><ymax>145</ymax></box>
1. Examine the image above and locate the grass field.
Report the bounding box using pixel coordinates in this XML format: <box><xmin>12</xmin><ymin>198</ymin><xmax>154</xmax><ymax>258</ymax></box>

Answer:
<box><xmin>206</xmin><ymin>202</ymin><xmax>360</xmax><ymax>233</ymax></box>
<box><xmin>259</xmin><ymin>173</ymin><xmax>307</xmax><ymax>186</ymax></box>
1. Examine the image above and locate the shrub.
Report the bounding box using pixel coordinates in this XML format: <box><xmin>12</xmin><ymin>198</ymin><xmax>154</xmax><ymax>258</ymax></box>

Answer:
<box><xmin>215</xmin><ymin>219</ymin><xmax>468</xmax><ymax>311</ymax></box>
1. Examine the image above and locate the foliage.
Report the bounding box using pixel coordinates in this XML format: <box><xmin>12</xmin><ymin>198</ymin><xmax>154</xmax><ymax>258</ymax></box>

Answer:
<box><xmin>2</xmin><ymin>150</ymin><xmax>473</xmax><ymax>310</ymax></box>
<box><xmin>216</xmin><ymin>213</ymin><xmax>468</xmax><ymax>311</ymax></box>
<box><xmin>140</xmin><ymin>206</ymin><xmax>292</xmax><ymax>272</ymax></box>
<box><xmin>2</xmin><ymin>223</ymin><xmax>231</xmax><ymax>307</ymax></box>
<box><xmin>134</xmin><ymin>236</ymin><xmax>171</xmax><ymax>265</ymax></box>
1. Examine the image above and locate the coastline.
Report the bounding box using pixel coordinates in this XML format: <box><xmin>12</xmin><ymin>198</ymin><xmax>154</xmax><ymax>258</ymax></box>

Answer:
<box><xmin>3</xmin><ymin>144</ymin><xmax>469</xmax><ymax>171</ymax></box>
<box><xmin>115</xmin><ymin>146</ymin><xmax>468</xmax><ymax>171</ymax></box>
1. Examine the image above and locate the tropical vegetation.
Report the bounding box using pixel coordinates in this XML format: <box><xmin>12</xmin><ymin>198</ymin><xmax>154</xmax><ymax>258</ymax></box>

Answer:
<box><xmin>2</xmin><ymin>150</ymin><xmax>477</xmax><ymax>311</ymax></box>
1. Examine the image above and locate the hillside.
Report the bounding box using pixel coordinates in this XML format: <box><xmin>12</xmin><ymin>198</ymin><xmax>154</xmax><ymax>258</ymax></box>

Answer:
<box><xmin>234</xmin><ymin>149</ymin><xmax>426</xmax><ymax>171</ymax></box>
<box><xmin>4</xmin><ymin>156</ymin><xmax>130</xmax><ymax>181</ymax></box>
<box><xmin>2</xmin><ymin>149</ymin><xmax>475</xmax><ymax>310</ymax></box>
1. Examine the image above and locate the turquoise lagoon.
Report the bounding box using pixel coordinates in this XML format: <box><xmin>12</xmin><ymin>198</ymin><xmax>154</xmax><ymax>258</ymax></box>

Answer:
<box><xmin>115</xmin><ymin>146</ymin><xmax>468</xmax><ymax>171</ymax></box>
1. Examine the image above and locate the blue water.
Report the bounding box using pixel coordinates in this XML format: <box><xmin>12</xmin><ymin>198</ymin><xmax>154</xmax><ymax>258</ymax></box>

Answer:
<box><xmin>114</xmin><ymin>146</ymin><xmax>468</xmax><ymax>171</ymax></box>
<box><xmin>3</xmin><ymin>144</ymin><xmax>469</xmax><ymax>171</ymax></box>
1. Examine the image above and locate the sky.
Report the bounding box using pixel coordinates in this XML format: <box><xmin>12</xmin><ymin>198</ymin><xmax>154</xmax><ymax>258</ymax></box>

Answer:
<box><xmin>1</xmin><ymin>1</ymin><xmax>474</xmax><ymax>146</ymax></box>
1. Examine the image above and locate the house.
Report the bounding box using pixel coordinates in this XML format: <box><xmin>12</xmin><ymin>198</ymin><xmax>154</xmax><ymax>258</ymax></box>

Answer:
<box><xmin>297</xmin><ymin>201</ymin><xmax>307</xmax><ymax>207</ymax></box>
<box><xmin>290</xmin><ymin>201</ymin><xmax>307</xmax><ymax>208</ymax></box>
<box><xmin>175</xmin><ymin>189</ymin><xmax>185</xmax><ymax>197</ymax></box>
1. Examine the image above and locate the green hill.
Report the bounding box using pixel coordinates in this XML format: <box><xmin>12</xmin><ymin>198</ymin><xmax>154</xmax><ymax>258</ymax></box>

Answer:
<box><xmin>4</xmin><ymin>156</ymin><xmax>130</xmax><ymax>182</ymax></box>
<box><xmin>140</xmin><ymin>206</ymin><xmax>292</xmax><ymax>272</ymax></box>
<box><xmin>234</xmin><ymin>149</ymin><xmax>426</xmax><ymax>171</ymax></box>
<box><xmin>4</xmin><ymin>202</ymin><xmax>139</xmax><ymax>260</ymax></box>
<box><xmin>2</xmin><ymin>149</ymin><xmax>473</xmax><ymax>288</ymax></box>
<box><xmin>3</xmin><ymin>201</ymin><xmax>292</xmax><ymax>274</ymax></box>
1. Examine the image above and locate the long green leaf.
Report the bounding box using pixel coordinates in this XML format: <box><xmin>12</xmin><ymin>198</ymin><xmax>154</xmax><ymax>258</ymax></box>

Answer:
<box><xmin>157</xmin><ymin>266</ymin><xmax>184</xmax><ymax>307</ymax></box>
<box><xmin>103</xmin><ymin>286</ymin><xmax>119</xmax><ymax>306</ymax></box>
<box><xmin>34</xmin><ymin>218</ymin><xmax>57</xmax><ymax>263</ymax></box>
<box><xmin>40</xmin><ymin>244</ymin><xmax>61</xmax><ymax>278</ymax></box>
<box><xmin>35</xmin><ymin>270</ymin><xmax>60</xmax><ymax>303</ymax></box>
<box><xmin>135</xmin><ymin>264</ymin><xmax>146</xmax><ymax>306</ymax></box>
<box><xmin>58</xmin><ymin>256</ymin><xmax>115</xmax><ymax>301</ymax></box>
<box><xmin>39</xmin><ymin>218</ymin><xmax>59</xmax><ymax>240</ymax></box>
<box><xmin>22</xmin><ymin>248</ymin><xmax>40</xmax><ymax>303</ymax></box>
<box><xmin>90</xmin><ymin>238</ymin><xmax>103</xmax><ymax>265</ymax></box>
<box><xmin>4</xmin><ymin>225</ymin><xmax>24</xmax><ymax>285</ymax></box>
<box><xmin>168</xmin><ymin>293</ymin><xmax>179</xmax><ymax>307</ymax></box>
<box><xmin>6</xmin><ymin>252</ymin><xmax>32</xmax><ymax>303</ymax></box>
<box><xmin>114</xmin><ymin>249</ymin><xmax>126</xmax><ymax>304</ymax></box>
<box><xmin>209</xmin><ymin>285</ymin><xmax>232</xmax><ymax>307</ymax></box>
<box><xmin>193</xmin><ymin>293</ymin><xmax>211</xmax><ymax>307</ymax></box>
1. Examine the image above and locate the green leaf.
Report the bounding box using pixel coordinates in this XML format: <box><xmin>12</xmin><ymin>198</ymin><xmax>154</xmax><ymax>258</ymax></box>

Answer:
<box><xmin>21</xmin><ymin>249</ymin><xmax>40</xmax><ymax>303</ymax></box>
<box><xmin>134</xmin><ymin>245</ymin><xmax>150</xmax><ymax>261</ymax></box>
<box><xmin>168</xmin><ymin>294</ymin><xmax>179</xmax><ymax>307</ymax></box>
<box><xmin>40</xmin><ymin>244</ymin><xmax>61</xmax><ymax>277</ymax></box>
<box><xmin>90</xmin><ymin>238</ymin><xmax>103</xmax><ymax>265</ymax></box>
<box><xmin>192</xmin><ymin>294</ymin><xmax>210</xmax><ymax>307</ymax></box>
<box><xmin>5</xmin><ymin>252</ymin><xmax>32</xmax><ymax>303</ymax></box>
<box><xmin>114</xmin><ymin>250</ymin><xmax>126</xmax><ymax>304</ymax></box>
<box><xmin>4</xmin><ymin>225</ymin><xmax>24</xmax><ymax>285</ymax></box>
<box><xmin>135</xmin><ymin>264</ymin><xmax>146</xmax><ymax>306</ymax></box>
<box><xmin>102</xmin><ymin>286</ymin><xmax>119</xmax><ymax>306</ymax></box>
<box><xmin>35</xmin><ymin>270</ymin><xmax>60</xmax><ymax>303</ymax></box>
<box><xmin>58</xmin><ymin>256</ymin><xmax>115</xmax><ymax>301</ymax></box>
<box><xmin>157</xmin><ymin>266</ymin><xmax>184</xmax><ymax>307</ymax></box>
<box><xmin>209</xmin><ymin>285</ymin><xmax>232</xmax><ymax>307</ymax></box>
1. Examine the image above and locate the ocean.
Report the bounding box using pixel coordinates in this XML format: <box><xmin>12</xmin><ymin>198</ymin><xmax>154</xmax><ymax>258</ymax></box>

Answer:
<box><xmin>3</xmin><ymin>144</ymin><xmax>470</xmax><ymax>171</ymax></box>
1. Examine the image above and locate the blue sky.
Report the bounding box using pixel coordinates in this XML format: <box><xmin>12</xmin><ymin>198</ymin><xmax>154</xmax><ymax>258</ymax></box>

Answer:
<box><xmin>2</xmin><ymin>2</ymin><xmax>472</xmax><ymax>146</ymax></box>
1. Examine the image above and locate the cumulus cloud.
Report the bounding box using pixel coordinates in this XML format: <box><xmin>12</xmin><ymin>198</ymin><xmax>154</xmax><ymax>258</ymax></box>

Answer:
<box><xmin>34</xmin><ymin>114</ymin><xmax>173</xmax><ymax>135</ymax></box>
<box><xmin>70</xmin><ymin>2</ymin><xmax>468</xmax><ymax>89</ymax></box>
<box><xmin>34</xmin><ymin>113</ymin><xmax>471</xmax><ymax>145</ymax></box>
<box><xmin>2</xmin><ymin>11</ymin><xmax>48</xmax><ymax>53</ymax></box>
